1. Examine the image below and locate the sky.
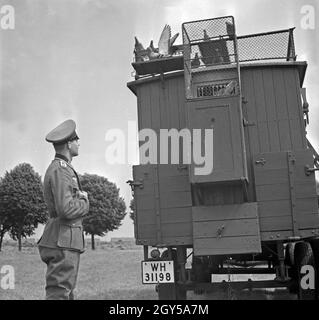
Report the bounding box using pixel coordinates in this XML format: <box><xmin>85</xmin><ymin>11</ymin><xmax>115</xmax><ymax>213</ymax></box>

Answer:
<box><xmin>0</xmin><ymin>0</ymin><xmax>318</xmax><ymax>241</ymax></box>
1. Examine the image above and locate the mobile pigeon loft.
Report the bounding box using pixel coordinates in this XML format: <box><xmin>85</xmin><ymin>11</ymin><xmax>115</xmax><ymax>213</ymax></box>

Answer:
<box><xmin>127</xmin><ymin>16</ymin><xmax>319</xmax><ymax>300</ymax></box>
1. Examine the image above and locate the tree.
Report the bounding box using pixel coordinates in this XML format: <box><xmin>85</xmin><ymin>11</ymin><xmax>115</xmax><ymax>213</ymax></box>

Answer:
<box><xmin>129</xmin><ymin>198</ymin><xmax>135</xmax><ymax>223</ymax></box>
<box><xmin>80</xmin><ymin>174</ymin><xmax>126</xmax><ymax>250</ymax></box>
<box><xmin>0</xmin><ymin>177</ymin><xmax>11</xmax><ymax>251</ymax></box>
<box><xmin>0</xmin><ymin>163</ymin><xmax>48</xmax><ymax>251</ymax></box>
<box><xmin>0</xmin><ymin>211</ymin><xmax>10</xmax><ymax>251</ymax></box>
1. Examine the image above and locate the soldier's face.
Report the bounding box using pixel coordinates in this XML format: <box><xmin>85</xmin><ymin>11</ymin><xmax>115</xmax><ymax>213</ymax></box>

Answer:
<box><xmin>69</xmin><ymin>139</ymin><xmax>80</xmax><ymax>157</ymax></box>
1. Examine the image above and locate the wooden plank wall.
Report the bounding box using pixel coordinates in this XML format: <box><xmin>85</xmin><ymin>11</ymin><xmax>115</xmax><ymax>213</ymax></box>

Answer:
<box><xmin>157</xmin><ymin>165</ymin><xmax>193</xmax><ymax>245</ymax></box>
<box><xmin>192</xmin><ymin>203</ymin><xmax>261</xmax><ymax>255</ymax></box>
<box><xmin>137</xmin><ymin>75</ymin><xmax>187</xmax><ymax>165</ymax></box>
<box><xmin>134</xmin><ymin>65</ymin><xmax>317</xmax><ymax>246</ymax></box>
<box><xmin>132</xmin><ymin>165</ymin><xmax>157</xmax><ymax>243</ymax></box>
<box><xmin>133</xmin><ymin>164</ymin><xmax>193</xmax><ymax>246</ymax></box>
<box><xmin>241</xmin><ymin>65</ymin><xmax>318</xmax><ymax>238</ymax></box>
<box><xmin>253</xmin><ymin>150</ymin><xmax>319</xmax><ymax>240</ymax></box>
<box><xmin>136</xmin><ymin>76</ymin><xmax>194</xmax><ymax>246</ymax></box>
<box><xmin>241</xmin><ymin>65</ymin><xmax>307</xmax><ymax>202</ymax></box>
<box><xmin>185</xmin><ymin>97</ymin><xmax>247</xmax><ymax>183</ymax></box>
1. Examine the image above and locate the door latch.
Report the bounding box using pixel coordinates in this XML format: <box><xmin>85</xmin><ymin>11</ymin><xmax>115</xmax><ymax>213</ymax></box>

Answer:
<box><xmin>126</xmin><ymin>179</ymin><xmax>144</xmax><ymax>190</ymax></box>
<box><xmin>255</xmin><ymin>158</ymin><xmax>266</xmax><ymax>166</ymax></box>
<box><xmin>304</xmin><ymin>165</ymin><xmax>319</xmax><ymax>176</ymax></box>
<box><xmin>217</xmin><ymin>225</ymin><xmax>225</xmax><ymax>238</ymax></box>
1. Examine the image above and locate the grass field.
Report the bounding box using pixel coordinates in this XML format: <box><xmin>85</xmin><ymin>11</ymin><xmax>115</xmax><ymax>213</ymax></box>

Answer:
<box><xmin>0</xmin><ymin>241</ymin><xmax>295</xmax><ymax>300</ymax></box>
<box><xmin>0</xmin><ymin>241</ymin><xmax>157</xmax><ymax>300</ymax></box>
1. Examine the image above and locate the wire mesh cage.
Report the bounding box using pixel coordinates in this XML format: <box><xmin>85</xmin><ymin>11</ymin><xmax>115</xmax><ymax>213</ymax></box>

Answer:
<box><xmin>237</xmin><ymin>28</ymin><xmax>296</xmax><ymax>63</ymax></box>
<box><xmin>182</xmin><ymin>16</ymin><xmax>296</xmax><ymax>99</ymax></box>
<box><xmin>182</xmin><ymin>16</ymin><xmax>237</xmax><ymax>70</ymax></box>
<box><xmin>182</xmin><ymin>16</ymin><xmax>240</xmax><ymax>99</ymax></box>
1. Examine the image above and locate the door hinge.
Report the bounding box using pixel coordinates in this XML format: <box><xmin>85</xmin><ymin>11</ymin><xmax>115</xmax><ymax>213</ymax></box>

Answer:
<box><xmin>126</xmin><ymin>179</ymin><xmax>144</xmax><ymax>190</ymax></box>
<box><xmin>243</xmin><ymin>118</ymin><xmax>256</xmax><ymax>127</ymax></box>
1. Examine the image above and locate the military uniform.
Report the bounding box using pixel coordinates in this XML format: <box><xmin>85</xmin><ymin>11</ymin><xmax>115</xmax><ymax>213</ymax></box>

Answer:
<box><xmin>38</xmin><ymin>120</ymin><xmax>89</xmax><ymax>300</ymax></box>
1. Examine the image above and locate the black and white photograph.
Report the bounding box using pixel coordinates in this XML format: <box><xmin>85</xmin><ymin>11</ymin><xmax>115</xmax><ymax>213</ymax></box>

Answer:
<box><xmin>0</xmin><ymin>0</ymin><xmax>318</xmax><ymax>306</ymax></box>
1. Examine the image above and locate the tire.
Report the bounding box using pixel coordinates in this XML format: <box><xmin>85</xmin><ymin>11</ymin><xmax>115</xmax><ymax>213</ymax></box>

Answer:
<box><xmin>294</xmin><ymin>241</ymin><xmax>316</xmax><ymax>300</ymax></box>
<box><xmin>161</xmin><ymin>249</ymin><xmax>177</xmax><ymax>262</ymax></box>
<box><xmin>285</xmin><ymin>243</ymin><xmax>298</xmax><ymax>294</ymax></box>
<box><xmin>192</xmin><ymin>256</ymin><xmax>211</xmax><ymax>295</ymax></box>
<box><xmin>285</xmin><ymin>242</ymin><xmax>295</xmax><ymax>266</ymax></box>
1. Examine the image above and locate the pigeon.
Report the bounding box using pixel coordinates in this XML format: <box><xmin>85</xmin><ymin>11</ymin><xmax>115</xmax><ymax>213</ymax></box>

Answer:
<box><xmin>191</xmin><ymin>52</ymin><xmax>200</xmax><ymax>68</ymax></box>
<box><xmin>226</xmin><ymin>21</ymin><xmax>235</xmax><ymax>39</ymax></box>
<box><xmin>203</xmin><ymin>29</ymin><xmax>210</xmax><ymax>41</ymax></box>
<box><xmin>134</xmin><ymin>36</ymin><xmax>148</xmax><ymax>62</ymax></box>
<box><xmin>149</xmin><ymin>40</ymin><xmax>158</xmax><ymax>53</ymax></box>
<box><xmin>169</xmin><ymin>32</ymin><xmax>179</xmax><ymax>47</ymax></box>
<box><xmin>199</xmin><ymin>29</ymin><xmax>214</xmax><ymax>65</ymax></box>
<box><xmin>146</xmin><ymin>45</ymin><xmax>162</xmax><ymax>60</ymax></box>
<box><xmin>158</xmin><ymin>24</ymin><xmax>171</xmax><ymax>56</ymax></box>
<box><xmin>214</xmin><ymin>48</ymin><xmax>224</xmax><ymax>64</ymax></box>
<box><xmin>223</xmin><ymin>80</ymin><xmax>237</xmax><ymax>95</ymax></box>
<box><xmin>147</xmin><ymin>40</ymin><xmax>163</xmax><ymax>60</ymax></box>
<box><xmin>158</xmin><ymin>24</ymin><xmax>179</xmax><ymax>56</ymax></box>
<box><xmin>134</xmin><ymin>36</ymin><xmax>145</xmax><ymax>52</ymax></box>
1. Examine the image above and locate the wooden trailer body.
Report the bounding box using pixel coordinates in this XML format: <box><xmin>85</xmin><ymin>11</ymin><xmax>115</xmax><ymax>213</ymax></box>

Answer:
<box><xmin>127</xmin><ymin>17</ymin><xmax>319</xmax><ymax>299</ymax></box>
<box><xmin>128</xmin><ymin>62</ymin><xmax>319</xmax><ymax>256</ymax></box>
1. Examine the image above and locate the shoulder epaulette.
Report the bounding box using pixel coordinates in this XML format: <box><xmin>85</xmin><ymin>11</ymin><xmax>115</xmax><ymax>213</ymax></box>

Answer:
<box><xmin>60</xmin><ymin>160</ymin><xmax>67</xmax><ymax>168</ymax></box>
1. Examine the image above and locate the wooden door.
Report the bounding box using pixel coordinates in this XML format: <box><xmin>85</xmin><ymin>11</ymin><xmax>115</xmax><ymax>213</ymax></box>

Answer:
<box><xmin>186</xmin><ymin>96</ymin><xmax>247</xmax><ymax>183</ymax></box>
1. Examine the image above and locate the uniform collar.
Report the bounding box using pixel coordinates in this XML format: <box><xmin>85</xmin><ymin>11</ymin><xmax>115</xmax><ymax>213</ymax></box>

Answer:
<box><xmin>55</xmin><ymin>153</ymin><xmax>70</xmax><ymax>163</ymax></box>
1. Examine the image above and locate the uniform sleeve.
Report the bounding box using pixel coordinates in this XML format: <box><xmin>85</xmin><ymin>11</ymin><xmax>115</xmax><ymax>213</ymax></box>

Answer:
<box><xmin>50</xmin><ymin>166</ymin><xmax>89</xmax><ymax>220</ymax></box>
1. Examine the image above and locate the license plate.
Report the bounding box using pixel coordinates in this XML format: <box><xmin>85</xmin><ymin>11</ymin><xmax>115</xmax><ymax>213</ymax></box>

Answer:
<box><xmin>142</xmin><ymin>260</ymin><xmax>175</xmax><ymax>284</ymax></box>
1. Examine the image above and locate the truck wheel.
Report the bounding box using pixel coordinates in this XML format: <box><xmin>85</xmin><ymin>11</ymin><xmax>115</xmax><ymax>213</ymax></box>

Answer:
<box><xmin>294</xmin><ymin>241</ymin><xmax>316</xmax><ymax>300</ymax></box>
<box><xmin>285</xmin><ymin>242</ymin><xmax>295</xmax><ymax>266</ymax></box>
<box><xmin>285</xmin><ymin>243</ymin><xmax>298</xmax><ymax>294</ymax></box>
<box><xmin>192</xmin><ymin>256</ymin><xmax>211</xmax><ymax>295</ymax></box>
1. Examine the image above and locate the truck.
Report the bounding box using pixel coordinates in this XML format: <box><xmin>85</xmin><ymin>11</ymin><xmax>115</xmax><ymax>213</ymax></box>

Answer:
<box><xmin>127</xmin><ymin>16</ymin><xmax>319</xmax><ymax>300</ymax></box>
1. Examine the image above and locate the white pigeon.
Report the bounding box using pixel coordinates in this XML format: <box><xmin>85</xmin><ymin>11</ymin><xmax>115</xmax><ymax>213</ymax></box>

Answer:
<box><xmin>223</xmin><ymin>80</ymin><xmax>237</xmax><ymax>95</ymax></box>
<box><xmin>146</xmin><ymin>46</ymin><xmax>162</xmax><ymax>60</ymax></box>
<box><xmin>158</xmin><ymin>24</ymin><xmax>179</xmax><ymax>56</ymax></box>
<box><xmin>169</xmin><ymin>32</ymin><xmax>179</xmax><ymax>47</ymax></box>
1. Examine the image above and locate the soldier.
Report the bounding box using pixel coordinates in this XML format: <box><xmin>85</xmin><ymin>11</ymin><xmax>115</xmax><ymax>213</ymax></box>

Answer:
<box><xmin>38</xmin><ymin>119</ymin><xmax>89</xmax><ymax>300</ymax></box>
